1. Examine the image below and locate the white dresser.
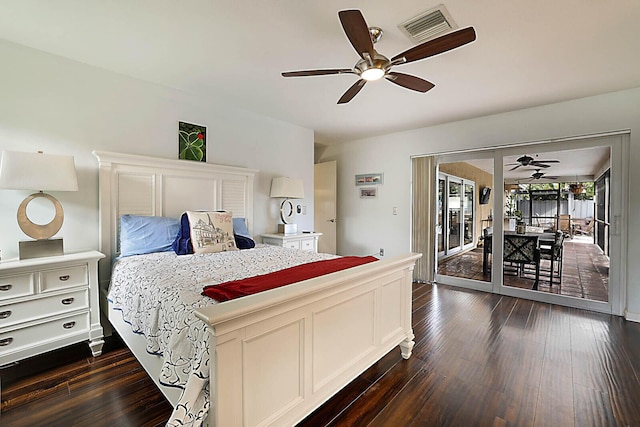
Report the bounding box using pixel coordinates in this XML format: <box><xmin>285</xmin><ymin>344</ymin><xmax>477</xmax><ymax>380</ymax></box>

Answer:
<box><xmin>261</xmin><ymin>232</ymin><xmax>322</xmax><ymax>253</ymax></box>
<box><xmin>0</xmin><ymin>250</ymin><xmax>105</xmax><ymax>366</ymax></box>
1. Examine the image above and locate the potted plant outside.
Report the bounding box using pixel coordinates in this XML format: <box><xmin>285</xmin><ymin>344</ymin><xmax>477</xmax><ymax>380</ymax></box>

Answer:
<box><xmin>515</xmin><ymin>210</ymin><xmax>526</xmax><ymax>234</ymax></box>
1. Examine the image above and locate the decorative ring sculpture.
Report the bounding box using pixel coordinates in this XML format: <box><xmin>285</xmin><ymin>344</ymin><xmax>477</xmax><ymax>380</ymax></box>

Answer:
<box><xmin>17</xmin><ymin>192</ymin><xmax>64</xmax><ymax>240</ymax></box>
<box><xmin>280</xmin><ymin>199</ymin><xmax>295</xmax><ymax>224</ymax></box>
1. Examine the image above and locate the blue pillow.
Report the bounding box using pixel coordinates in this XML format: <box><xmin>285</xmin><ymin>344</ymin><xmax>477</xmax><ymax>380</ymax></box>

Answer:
<box><xmin>172</xmin><ymin>213</ymin><xmax>193</xmax><ymax>255</ymax></box>
<box><xmin>235</xmin><ymin>234</ymin><xmax>255</xmax><ymax>250</ymax></box>
<box><xmin>120</xmin><ymin>215</ymin><xmax>180</xmax><ymax>257</ymax></box>
<box><xmin>233</xmin><ymin>217</ymin><xmax>250</xmax><ymax>237</ymax></box>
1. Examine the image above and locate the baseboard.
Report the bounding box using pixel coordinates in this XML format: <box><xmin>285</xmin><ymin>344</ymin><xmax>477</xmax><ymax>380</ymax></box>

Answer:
<box><xmin>624</xmin><ymin>310</ymin><xmax>640</xmax><ymax>323</ymax></box>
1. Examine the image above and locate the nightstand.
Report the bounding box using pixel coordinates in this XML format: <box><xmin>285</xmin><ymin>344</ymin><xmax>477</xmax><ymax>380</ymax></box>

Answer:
<box><xmin>261</xmin><ymin>232</ymin><xmax>322</xmax><ymax>253</ymax></box>
<box><xmin>0</xmin><ymin>250</ymin><xmax>105</xmax><ymax>366</ymax></box>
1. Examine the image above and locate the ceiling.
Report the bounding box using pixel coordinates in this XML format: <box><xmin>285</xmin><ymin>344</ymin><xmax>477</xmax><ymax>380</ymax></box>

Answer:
<box><xmin>463</xmin><ymin>145</ymin><xmax>610</xmax><ymax>182</ymax></box>
<box><xmin>1</xmin><ymin>1</ymin><xmax>640</xmax><ymax>145</ymax></box>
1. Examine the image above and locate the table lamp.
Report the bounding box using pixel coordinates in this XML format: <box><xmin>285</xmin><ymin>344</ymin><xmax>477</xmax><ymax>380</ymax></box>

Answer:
<box><xmin>0</xmin><ymin>150</ymin><xmax>78</xmax><ymax>259</ymax></box>
<box><xmin>270</xmin><ymin>176</ymin><xmax>304</xmax><ymax>234</ymax></box>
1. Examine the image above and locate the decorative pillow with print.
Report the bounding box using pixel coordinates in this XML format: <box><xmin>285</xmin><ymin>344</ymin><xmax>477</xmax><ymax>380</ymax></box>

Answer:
<box><xmin>185</xmin><ymin>210</ymin><xmax>238</xmax><ymax>253</ymax></box>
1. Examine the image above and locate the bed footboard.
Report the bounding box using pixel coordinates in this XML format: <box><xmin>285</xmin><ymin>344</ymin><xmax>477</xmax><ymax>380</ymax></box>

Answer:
<box><xmin>195</xmin><ymin>253</ymin><xmax>421</xmax><ymax>426</ymax></box>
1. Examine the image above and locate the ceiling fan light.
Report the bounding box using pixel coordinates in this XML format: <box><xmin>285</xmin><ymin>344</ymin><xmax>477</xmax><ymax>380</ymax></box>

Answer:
<box><xmin>361</xmin><ymin>67</ymin><xmax>385</xmax><ymax>81</ymax></box>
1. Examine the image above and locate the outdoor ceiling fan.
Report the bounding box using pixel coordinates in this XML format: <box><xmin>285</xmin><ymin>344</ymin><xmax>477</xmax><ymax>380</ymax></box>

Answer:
<box><xmin>507</xmin><ymin>154</ymin><xmax>560</xmax><ymax>171</ymax></box>
<box><xmin>281</xmin><ymin>9</ymin><xmax>476</xmax><ymax>104</ymax></box>
<box><xmin>528</xmin><ymin>169</ymin><xmax>559</xmax><ymax>181</ymax></box>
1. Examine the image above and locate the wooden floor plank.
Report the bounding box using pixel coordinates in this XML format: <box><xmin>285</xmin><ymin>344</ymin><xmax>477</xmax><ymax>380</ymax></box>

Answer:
<box><xmin>325</xmin><ymin>357</ymin><xmax>425</xmax><ymax>427</ymax></box>
<box><xmin>2</xmin><ymin>283</ymin><xmax>640</xmax><ymax>426</ymax></box>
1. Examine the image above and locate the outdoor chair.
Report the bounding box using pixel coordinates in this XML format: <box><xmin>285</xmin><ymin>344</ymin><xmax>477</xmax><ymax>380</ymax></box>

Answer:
<box><xmin>482</xmin><ymin>227</ymin><xmax>493</xmax><ymax>274</ymax></box>
<box><xmin>539</xmin><ymin>230</ymin><xmax>564</xmax><ymax>286</ymax></box>
<box><xmin>574</xmin><ymin>218</ymin><xmax>594</xmax><ymax>236</ymax></box>
<box><xmin>558</xmin><ymin>214</ymin><xmax>572</xmax><ymax>237</ymax></box>
<box><xmin>503</xmin><ymin>234</ymin><xmax>540</xmax><ymax>290</ymax></box>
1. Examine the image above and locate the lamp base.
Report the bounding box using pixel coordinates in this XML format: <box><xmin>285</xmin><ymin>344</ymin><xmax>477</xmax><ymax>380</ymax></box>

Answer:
<box><xmin>19</xmin><ymin>238</ymin><xmax>64</xmax><ymax>260</ymax></box>
<box><xmin>277</xmin><ymin>224</ymin><xmax>298</xmax><ymax>235</ymax></box>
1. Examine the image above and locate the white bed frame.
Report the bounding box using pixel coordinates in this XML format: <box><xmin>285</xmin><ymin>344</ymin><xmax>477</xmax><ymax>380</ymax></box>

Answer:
<box><xmin>94</xmin><ymin>151</ymin><xmax>420</xmax><ymax>426</ymax></box>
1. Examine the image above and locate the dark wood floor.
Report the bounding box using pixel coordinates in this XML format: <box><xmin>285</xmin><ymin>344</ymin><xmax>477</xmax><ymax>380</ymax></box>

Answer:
<box><xmin>437</xmin><ymin>238</ymin><xmax>609</xmax><ymax>302</ymax></box>
<box><xmin>3</xmin><ymin>283</ymin><xmax>639</xmax><ymax>426</ymax></box>
<box><xmin>0</xmin><ymin>335</ymin><xmax>172</xmax><ymax>427</ymax></box>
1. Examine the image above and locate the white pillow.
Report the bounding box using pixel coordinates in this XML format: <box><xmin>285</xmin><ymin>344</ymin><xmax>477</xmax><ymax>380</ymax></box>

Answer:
<box><xmin>186</xmin><ymin>210</ymin><xmax>238</xmax><ymax>254</ymax></box>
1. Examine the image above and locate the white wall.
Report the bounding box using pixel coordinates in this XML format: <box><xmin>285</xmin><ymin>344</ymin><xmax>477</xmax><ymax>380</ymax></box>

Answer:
<box><xmin>319</xmin><ymin>87</ymin><xmax>640</xmax><ymax>319</ymax></box>
<box><xmin>0</xmin><ymin>39</ymin><xmax>314</xmax><ymax>260</ymax></box>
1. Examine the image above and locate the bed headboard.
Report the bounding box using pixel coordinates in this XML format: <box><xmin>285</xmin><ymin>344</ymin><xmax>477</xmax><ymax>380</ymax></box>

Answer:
<box><xmin>93</xmin><ymin>150</ymin><xmax>258</xmax><ymax>286</ymax></box>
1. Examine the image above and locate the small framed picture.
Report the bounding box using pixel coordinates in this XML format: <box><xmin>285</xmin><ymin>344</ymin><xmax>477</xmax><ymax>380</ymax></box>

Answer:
<box><xmin>360</xmin><ymin>187</ymin><xmax>377</xmax><ymax>198</ymax></box>
<box><xmin>355</xmin><ymin>173</ymin><xmax>383</xmax><ymax>186</ymax></box>
<box><xmin>178</xmin><ymin>121</ymin><xmax>207</xmax><ymax>162</ymax></box>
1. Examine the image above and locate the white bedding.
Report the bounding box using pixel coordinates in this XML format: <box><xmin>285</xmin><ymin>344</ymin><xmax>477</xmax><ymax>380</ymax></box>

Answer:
<box><xmin>107</xmin><ymin>244</ymin><xmax>337</xmax><ymax>426</ymax></box>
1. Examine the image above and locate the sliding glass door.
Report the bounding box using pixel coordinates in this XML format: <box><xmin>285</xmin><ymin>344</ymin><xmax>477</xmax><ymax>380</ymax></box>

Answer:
<box><xmin>437</xmin><ymin>173</ymin><xmax>475</xmax><ymax>258</ymax></box>
<box><xmin>463</xmin><ymin>182</ymin><xmax>475</xmax><ymax>247</ymax></box>
<box><xmin>447</xmin><ymin>177</ymin><xmax>462</xmax><ymax>253</ymax></box>
<box><xmin>431</xmin><ymin>132</ymin><xmax>628</xmax><ymax>315</ymax></box>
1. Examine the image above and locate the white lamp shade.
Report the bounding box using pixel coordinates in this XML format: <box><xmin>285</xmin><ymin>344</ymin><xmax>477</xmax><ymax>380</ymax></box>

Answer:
<box><xmin>270</xmin><ymin>176</ymin><xmax>304</xmax><ymax>199</ymax></box>
<box><xmin>0</xmin><ymin>150</ymin><xmax>78</xmax><ymax>192</ymax></box>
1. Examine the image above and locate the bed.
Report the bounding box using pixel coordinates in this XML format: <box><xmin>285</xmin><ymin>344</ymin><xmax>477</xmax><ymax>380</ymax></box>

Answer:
<box><xmin>94</xmin><ymin>151</ymin><xmax>421</xmax><ymax>426</ymax></box>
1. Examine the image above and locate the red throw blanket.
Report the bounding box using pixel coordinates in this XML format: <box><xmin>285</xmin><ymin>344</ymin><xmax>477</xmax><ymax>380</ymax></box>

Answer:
<box><xmin>202</xmin><ymin>256</ymin><xmax>378</xmax><ymax>302</ymax></box>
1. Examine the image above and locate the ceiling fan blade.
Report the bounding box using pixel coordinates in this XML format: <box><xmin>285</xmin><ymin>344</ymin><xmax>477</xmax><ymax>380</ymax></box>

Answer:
<box><xmin>337</xmin><ymin>79</ymin><xmax>366</xmax><ymax>104</ymax></box>
<box><xmin>509</xmin><ymin>165</ymin><xmax>522</xmax><ymax>171</ymax></box>
<box><xmin>282</xmin><ymin>69</ymin><xmax>354</xmax><ymax>77</ymax></box>
<box><xmin>385</xmin><ymin>72</ymin><xmax>434</xmax><ymax>93</ymax></box>
<box><xmin>530</xmin><ymin>163</ymin><xmax>551</xmax><ymax>168</ymax></box>
<box><xmin>338</xmin><ymin>10</ymin><xmax>375</xmax><ymax>60</ymax></box>
<box><xmin>531</xmin><ymin>160</ymin><xmax>560</xmax><ymax>164</ymax></box>
<box><xmin>391</xmin><ymin>27</ymin><xmax>476</xmax><ymax>65</ymax></box>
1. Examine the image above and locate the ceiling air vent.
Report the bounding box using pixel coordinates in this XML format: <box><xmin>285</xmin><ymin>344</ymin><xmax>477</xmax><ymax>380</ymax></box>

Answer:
<box><xmin>398</xmin><ymin>4</ymin><xmax>458</xmax><ymax>44</ymax></box>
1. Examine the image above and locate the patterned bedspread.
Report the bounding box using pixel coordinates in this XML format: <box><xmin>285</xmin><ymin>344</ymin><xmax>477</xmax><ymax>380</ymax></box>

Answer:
<box><xmin>107</xmin><ymin>244</ymin><xmax>337</xmax><ymax>426</ymax></box>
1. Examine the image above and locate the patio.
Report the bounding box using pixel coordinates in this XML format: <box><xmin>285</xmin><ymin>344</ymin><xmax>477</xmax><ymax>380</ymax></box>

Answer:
<box><xmin>436</xmin><ymin>235</ymin><xmax>609</xmax><ymax>302</ymax></box>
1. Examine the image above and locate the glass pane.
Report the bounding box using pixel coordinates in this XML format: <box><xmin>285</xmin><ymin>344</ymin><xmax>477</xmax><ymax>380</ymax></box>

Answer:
<box><xmin>502</xmin><ymin>147</ymin><xmax>610</xmax><ymax>302</ymax></box>
<box><xmin>436</xmin><ymin>158</ymin><xmax>491</xmax><ymax>283</ymax></box>
<box><xmin>448</xmin><ymin>181</ymin><xmax>461</xmax><ymax>250</ymax></box>
<box><xmin>464</xmin><ymin>184</ymin><xmax>474</xmax><ymax>246</ymax></box>
<box><xmin>438</xmin><ymin>178</ymin><xmax>445</xmax><ymax>253</ymax></box>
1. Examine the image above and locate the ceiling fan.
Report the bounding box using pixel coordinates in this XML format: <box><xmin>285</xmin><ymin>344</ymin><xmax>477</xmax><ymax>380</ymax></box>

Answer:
<box><xmin>281</xmin><ymin>9</ymin><xmax>476</xmax><ymax>104</ymax></box>
<box><xmin>507</xmin><ymin>154</ymin><xmax>560</xmax><ymax>171</ymax></box>
<box><xmin>527</xmin><ymin>169</ymin><xmax>559</xmax><ymax>181</ymax></box>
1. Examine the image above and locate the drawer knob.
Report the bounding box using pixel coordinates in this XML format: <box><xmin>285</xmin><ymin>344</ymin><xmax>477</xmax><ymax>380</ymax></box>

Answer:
<box><xmin>63</xmin><ymin>321</ymin><xmax>76</xmax><ymax>329</ymax></box>
<box><xmin>0</xmin><ymin>284</ymin><xmax>12</xmax><ymax>291</ymax></box>
<box><xmin>59</xmin><ymin>275</ymin><xmax>70</xmax><ymax>282</ymax></box>
<box><xmin>0</xmin><ymin>337</ymin><xmax>13</xmax><ymax>346</ymax></box>
<box><xmin>61</xmin><ymin>297</ymin><xmax>75</xmax><ymax>305</ymax></box>
<box><xmin>0</xmin><ymin>310</ymin><xmax>12</xmax><ymax>319</ymax></box>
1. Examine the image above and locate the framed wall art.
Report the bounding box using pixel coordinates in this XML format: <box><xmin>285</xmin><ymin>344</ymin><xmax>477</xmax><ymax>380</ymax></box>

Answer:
<box><xmin>178</xmin><ymin>121</ymin><xmax>207</xmax><ymax>162</ymax></box>
<box><xmin>359</xmin><ymin>187</ymin><xmax>377</xmax><ymax>199</ymax></box>
<box><xmin>355</xmin><ymin>173</ymin><xmax>383</xmax><ymax>186</ymax></box>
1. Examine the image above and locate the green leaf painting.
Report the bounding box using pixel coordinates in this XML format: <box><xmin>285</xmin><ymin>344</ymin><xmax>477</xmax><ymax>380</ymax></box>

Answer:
<box><xmin>179</xmin><ymin>121</ymin><xmax>207</xmax><ymax>162</ymax></box>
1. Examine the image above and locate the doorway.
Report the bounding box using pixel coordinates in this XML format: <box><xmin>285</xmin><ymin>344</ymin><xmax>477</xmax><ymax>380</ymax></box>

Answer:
<box><xmin>437</xmin><ymin>173</ymin><xmax>476</xmax><ymax>258</ymax></box>
<box><xmin>314</xmin><ymin>161</ymin><xmax>337</xmax><ymax>254</ymax></box>
<box><xmin>425</xmin><ymin>132</ymin><xmax>628</xmax><ymax>315</ymax></box>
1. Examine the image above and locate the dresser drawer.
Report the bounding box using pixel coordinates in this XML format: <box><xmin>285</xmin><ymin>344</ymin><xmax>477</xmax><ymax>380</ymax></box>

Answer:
<box><xmin>0</xmin><ymin>289</ymin><xmax>89</xmax><ymax>329</ymax></box>
<box><xmin>0</xmin><ymin>273</ymin><xmax>36</xmax><ymax>301</ymax></box>
<box><xmin>282</xmin><ymin>240</ymin><xmax>300</xmax><ymax>250</ymax></box>
<box><xmin>300</xmin><ymin>238</ymin><xmax>315</xmax><ymax>251</ymax></box>
<box><xmin>0</xmin><ymin>312</ymin><xmax>90</xmax><ymax>354</ymax></box>
<box><xmin>40</xmin><ymin>265</ymin><xmax>88</xmax><ymax>292</ymax></box>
